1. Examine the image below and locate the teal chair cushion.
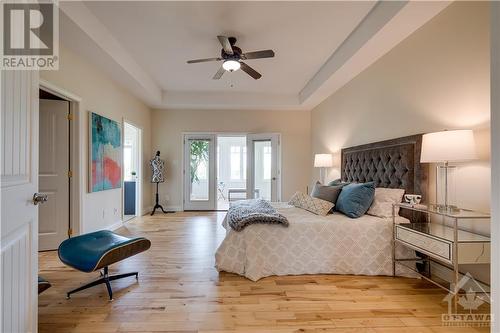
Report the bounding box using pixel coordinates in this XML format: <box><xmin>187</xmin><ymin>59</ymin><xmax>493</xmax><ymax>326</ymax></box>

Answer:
<box><xmin>58</xmin><ymin>230</ymin><xmax>150</xmax><ymax>273</ymax></box>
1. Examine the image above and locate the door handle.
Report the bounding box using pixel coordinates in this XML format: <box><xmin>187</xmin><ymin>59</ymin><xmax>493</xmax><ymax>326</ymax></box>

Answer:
<box><xmin>33</xmin><ymin>193</ymin><xmax>48</xmax><ymax>205</ymax></box>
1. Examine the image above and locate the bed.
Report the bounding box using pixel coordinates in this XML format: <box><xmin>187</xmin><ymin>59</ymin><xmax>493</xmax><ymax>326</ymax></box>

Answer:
<box><xmin>215</xmin><ymin>135</ymin><xmax>428</xmax><ymax>281</ymax></box>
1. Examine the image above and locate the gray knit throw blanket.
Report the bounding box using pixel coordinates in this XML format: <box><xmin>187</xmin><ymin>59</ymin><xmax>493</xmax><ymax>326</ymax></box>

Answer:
<box><xmin>227</xmin><ymin>199</ymin><xmax>289</xmax><ymax>232</ymax></box>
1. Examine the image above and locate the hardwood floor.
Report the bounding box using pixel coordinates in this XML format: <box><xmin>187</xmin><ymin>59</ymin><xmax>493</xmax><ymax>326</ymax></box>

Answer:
<box><xmin>38</xmin><ymin>212</ymin><xmax>490</xmax><ymax>333</ymax></box>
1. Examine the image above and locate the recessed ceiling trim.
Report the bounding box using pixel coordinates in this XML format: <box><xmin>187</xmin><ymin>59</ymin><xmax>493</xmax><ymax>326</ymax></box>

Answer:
<box><xmin>299</xmin><ymin>1</ymin><xmax>408</xmax><ymax>104</ymax></box>
<box><xmin>58</xmin><ymin>1</ymin><xmax>451</xmax><ymax>111</ymax></box>
<box><xmin>300</xmin><ymin>0</ymin><xmax>451</xmax><ymax>110</ymax></box>
<box><xmin>59</xmin><ymin>2</ymin><xmax>162</xmax><ymax>105</ymax></box>
<box><xmin>163</xmin><ymin>91</ymin><xmax>302</xmax><ymax>110</ymax></box>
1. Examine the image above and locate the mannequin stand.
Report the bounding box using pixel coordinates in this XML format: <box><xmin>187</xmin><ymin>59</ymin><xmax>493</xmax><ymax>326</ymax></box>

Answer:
<box><xmin>151</xmin><ymin>182</ymin><xmax>174</xmax><ymax>216</ymax></box>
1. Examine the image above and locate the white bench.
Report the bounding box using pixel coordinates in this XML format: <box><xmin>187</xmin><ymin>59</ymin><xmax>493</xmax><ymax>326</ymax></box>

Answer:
<box><xmin>227</xmin><ymin>189</ymin><xmax>260</xmax><ymax>201</ymax></box>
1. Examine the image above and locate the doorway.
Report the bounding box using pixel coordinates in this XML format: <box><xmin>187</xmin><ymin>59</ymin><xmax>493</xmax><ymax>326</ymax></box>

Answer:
<box><xmin>183</xmin><ymin>133</ymin><xmax>280</xmax><ymax>211</ymax></box>
<box><xmin>123</xmin><ymin>121</ymin><xmax>142</xmax><ymax>221</ymax></box>
<box><xmin>38</xmin><ymin>90</ymin><xmax>71</xmax><ymax>251</ymax></box>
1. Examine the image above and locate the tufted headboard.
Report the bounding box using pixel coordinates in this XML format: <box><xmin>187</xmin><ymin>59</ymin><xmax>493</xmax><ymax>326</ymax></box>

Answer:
<box><xmin>341</xmin><ymin>134</ymin><xmax>428</xmax><ymax>220</ymax></box>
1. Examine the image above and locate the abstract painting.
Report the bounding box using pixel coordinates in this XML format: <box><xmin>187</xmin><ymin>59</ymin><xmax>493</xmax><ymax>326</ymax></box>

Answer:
<box><xmin>89</xmin><ymin>112</ymin><xmax>122</xmax><ymax>192</ymax></box>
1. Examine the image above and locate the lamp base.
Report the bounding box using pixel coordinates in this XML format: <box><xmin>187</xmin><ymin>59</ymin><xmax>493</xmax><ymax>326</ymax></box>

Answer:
<box><xmin>436</xmin><ymin>163</ymin><xmax>457</xmax><ymax>209</ymax></box>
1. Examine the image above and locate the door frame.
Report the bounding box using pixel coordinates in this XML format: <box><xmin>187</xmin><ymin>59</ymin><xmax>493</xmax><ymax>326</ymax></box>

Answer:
<box><xmin>122</xmin><ymin>119</ymin><xmax>143</xmax><ymax>220</ymax></box>
<box><xmin>181</xmin><ymin>132</ymin><xmax>282</xmax><ymax>211</ymax></box>
<box><xmin>39</xmin><ymin>79</ymin><xmax>82</xmax><ymax>238</ymax></box>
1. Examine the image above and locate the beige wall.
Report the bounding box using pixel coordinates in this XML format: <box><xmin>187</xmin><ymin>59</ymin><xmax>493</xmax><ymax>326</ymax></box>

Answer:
<box><xmin>151</xmin><ymin>108</ymin><xmax>311</xmax><ymax>209</ymax></box>
<box><xmin>310</xmin><ymin>1</ymin><xmax>490</xmax><ymax>282</ymax></box>
<box><xmin>41</xmin><ymin>45</ymin><xmax>152</xmax><ymax>233</ymax></box>
<box><xmin>311</xmin><ymin>2</ymin><xmax>490</xmax><ymax>215</ymax></box>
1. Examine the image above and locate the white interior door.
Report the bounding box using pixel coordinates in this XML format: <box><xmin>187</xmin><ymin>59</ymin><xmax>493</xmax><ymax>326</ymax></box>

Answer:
<box><xmin>183</xmin><ymin>134</ymin><xmax>216</xmax><ymax>210</ymax></box>
<box><xmin>39</xmin><ymin>99</ymin><xmax>70</xmax><ymax>250</ymax></box>
<box><xmin>1</xmin><ymin>70</ymin><xmax>39</xmax><ymax>332</ymax></box>
<box><xmin>246</xmin><ymin>133</ymin><xmax>280</xmax><ymax>201</ymax></box>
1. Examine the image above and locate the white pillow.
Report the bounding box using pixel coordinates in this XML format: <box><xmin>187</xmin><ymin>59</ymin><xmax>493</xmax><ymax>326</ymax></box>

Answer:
<box><xmin>288</xmin><ymin>191</ymin><xmax>334</xmax><ymax>216</ymax></box>
<box><xmin>367</xmin><ymin>187</ymin><xmax>405</xmax><ymax>218</ymax></box>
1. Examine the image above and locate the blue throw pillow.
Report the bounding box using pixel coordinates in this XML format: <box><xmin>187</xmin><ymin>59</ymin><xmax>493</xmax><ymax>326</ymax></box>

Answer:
<box><xmin>336</xmin><ymin>182</ymin><xmax>375</xmax><ymax>218</ymax></box>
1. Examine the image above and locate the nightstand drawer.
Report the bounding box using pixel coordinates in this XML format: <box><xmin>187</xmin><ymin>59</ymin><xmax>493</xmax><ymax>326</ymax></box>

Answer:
<box><xmin>396</xmin><ymin>225</ymin><xmax>452</xmax><ymax>262</ymax></box>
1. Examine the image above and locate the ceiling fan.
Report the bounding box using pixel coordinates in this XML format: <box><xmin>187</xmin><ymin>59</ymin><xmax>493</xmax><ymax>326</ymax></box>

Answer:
<box><xmin>186</xmin><ymin>36</ymin><xmax>275</xmax><ymax>80</ymax></box>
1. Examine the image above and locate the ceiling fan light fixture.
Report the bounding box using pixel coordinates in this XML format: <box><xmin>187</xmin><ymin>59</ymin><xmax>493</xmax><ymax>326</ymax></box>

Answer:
<box><xmin>222</xmin><ymin>60</ymin><xmax>241</xmax><ymax>72</ymax></box>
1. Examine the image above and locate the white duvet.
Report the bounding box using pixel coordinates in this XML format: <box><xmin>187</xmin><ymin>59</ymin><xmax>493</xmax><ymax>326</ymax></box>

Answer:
<box><xmin>215</xmin><ymin>204</ymin><xmax>414</xmax><ymax>281</ymax></box>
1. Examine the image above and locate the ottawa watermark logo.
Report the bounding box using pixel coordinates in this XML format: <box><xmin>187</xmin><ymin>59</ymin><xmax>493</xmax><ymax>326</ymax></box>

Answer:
<box><xmin>442</xmin><ymin>273</ymin><xmax>491</xmax><ymax>327</ymax></box>
<box><xmin>1</xmin><ymin>2</ymin><xmax>59</xmax><ymax>70</ymax></box>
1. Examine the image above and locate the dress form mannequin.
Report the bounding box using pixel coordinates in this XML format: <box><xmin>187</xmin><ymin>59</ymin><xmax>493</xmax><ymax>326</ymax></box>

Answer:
<box><xmin>150</xmin><ymin>151</ymin><xmax>173</xmax><ymax>215</ymax></box>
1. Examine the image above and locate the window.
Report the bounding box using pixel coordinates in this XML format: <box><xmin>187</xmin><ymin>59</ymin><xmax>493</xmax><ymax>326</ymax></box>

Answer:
<box><xmin>263</xmin><ymin>146</ymin><xmax>271</xmax><ymax>180</ymax></box>
<box><xmin>230</xmin><ymin>146</ymin><xmax>241</xmax><ymax>180</ymax></box>
<box><xmin>123</xmin><ymin>146</ymin><xmax>133</xmax><ymax>181</ymax></box>
<box><xmin>229</xmin><ymin>145</ymin><xmax>247</xmax><ymax>180</ymax></box>
<box><xmin>217</xmin><ymin>145</ymin><xmax>220</xmax><ymax>179</ymax></box>
<box><xmin>242</xmin><ymin>146</ymin><xmax>247</xmax><ymax>180</ymax></box>
<box><xmin>196</xmin><ymin>160</ymin><xmax>208</xmax><ymax>180</ymax></box>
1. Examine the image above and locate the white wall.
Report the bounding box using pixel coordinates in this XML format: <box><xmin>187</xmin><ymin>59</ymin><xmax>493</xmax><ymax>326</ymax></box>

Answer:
<box><xmin>41</xmin><ymin>45</ymin><xmax>152</xmax><ymax>233</ymax></box>
<box><xmin>490</xmin><ymin>2</ymin><xmax>500</xmax><ymax>330</ymax></box>
<box><xmin>310</xmin><ymin>2</ymin><xmax>490</xmax><ymax>281</ymax></box>
<box><xmin>151</xmin><ymin>108</ymin><xmax>311</xmax><ymax>210</ymax></box>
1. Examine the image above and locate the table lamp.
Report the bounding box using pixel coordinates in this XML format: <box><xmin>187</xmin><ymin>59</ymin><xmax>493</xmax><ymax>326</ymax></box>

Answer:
<box><xmin>314</xmin><ymin>153</ymin><xmax>333</xmax><ymax>184</ymax></box>
<box><xmin>420</xmin><ymin>130</ymin><xmax>477</xmax><ymax>210</ymax></box>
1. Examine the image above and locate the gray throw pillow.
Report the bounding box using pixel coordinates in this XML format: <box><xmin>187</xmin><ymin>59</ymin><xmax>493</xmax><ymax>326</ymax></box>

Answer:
<box><xmin>311</xmin><ymin>182</ymin><xmax>344</xmax><ymax>205</ymax></box>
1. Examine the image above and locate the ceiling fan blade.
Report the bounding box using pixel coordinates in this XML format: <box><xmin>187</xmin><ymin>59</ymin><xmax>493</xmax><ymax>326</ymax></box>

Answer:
<box><xmin>212</xmin><ymin>66</ymin><xmax>225</xmax><ymax>80</ymax></box>
<box><xmin>240</xmin><ymin>62</ymin><xmax>262</xmax><ymax>80</ymax></box>
<box><xmin>187</xmin><ymin>57</ymin><xmax>222</xmax><ymax>64</ymax></box>
<box><xmin>217</xmin><ymin>35</ymin><xmax>234</xmax><ymax>55</ymax></box>
<box><xmin>242</xmin><ymin>50</ymin><xmax>275</xmax><ymax>60</ymax></box>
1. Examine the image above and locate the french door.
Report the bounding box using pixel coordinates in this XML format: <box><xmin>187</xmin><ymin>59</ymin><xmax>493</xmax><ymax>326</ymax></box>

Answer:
<box><xmin>183</xmin><ymin>133</ymin><xmax>280</xmax><ymax>210</ymax></box>
<box><xmin>246</xmin><ymin>133</ymin><xmax>280</xmax><ymax>202</ymax></box>
<box><xmin>183</xmin><ymin>134</ymin><xmax>216</xmax><ymax>210</ymax></box>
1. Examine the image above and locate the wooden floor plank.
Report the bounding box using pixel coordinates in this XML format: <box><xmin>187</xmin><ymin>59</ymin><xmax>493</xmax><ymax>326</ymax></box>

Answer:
<box><xmin>38</xmin><ymin>212</ymin><xmax>490</xmax><ymax>332</ymax></box>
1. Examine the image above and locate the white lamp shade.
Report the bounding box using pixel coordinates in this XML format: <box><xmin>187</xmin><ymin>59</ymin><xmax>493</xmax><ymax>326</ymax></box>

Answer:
<box><xmin>314</xmin><ymin>154</ymin><xmax>333</xmax><ymax>167</ymax></box>
<box><xmin>420</xmin><ymin>130</ymin><xmax>477</xmax><ymax>163</ymax></box>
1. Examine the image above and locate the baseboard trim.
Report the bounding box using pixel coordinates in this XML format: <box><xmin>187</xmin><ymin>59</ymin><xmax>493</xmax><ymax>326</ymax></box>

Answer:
<box><xmin>165</xmin><ymin>206</ymin><xmax>181</xmax><ymax>212</ymax></box>
<box><xmin>141</xmin><ymin>206</ymin><xmax>153</xmax><ymax>215</ymax></box>
<box><xmin>106</xmin><ymin>220</ymin><xmax>124</xmax><ymax>231</ymax></box>
<box><xmin>141</xmin><ymin>205</ymin><xmax>181</xmax><ymax>215</ymax></box>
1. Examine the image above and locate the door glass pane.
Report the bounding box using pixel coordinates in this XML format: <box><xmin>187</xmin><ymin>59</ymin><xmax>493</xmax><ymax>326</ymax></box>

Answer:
<box><xmin>189</xmin><ymin>139</ymin><xmax>210</xmax><ymax>201</ymax></box>
<box><xmin>123</xmin><ymin>123</ymin><xmax>139</xmax><ymax>182</ymax></box>
<box><xmin>217</xmin><ymin>136</ymin><xmax>247</xmax><ymax>210</ymax></box>
<box><xmin>253</xmin><ymin>140</ymin><xmax>272</xmax><ymax>201</ymax></box>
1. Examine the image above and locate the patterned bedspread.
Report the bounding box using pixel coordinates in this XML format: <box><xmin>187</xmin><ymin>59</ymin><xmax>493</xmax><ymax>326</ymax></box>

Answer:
<box><xmin>215</xmin><ymin>204</ymin><xmax>415</xmax><ymax>281</ymax></box>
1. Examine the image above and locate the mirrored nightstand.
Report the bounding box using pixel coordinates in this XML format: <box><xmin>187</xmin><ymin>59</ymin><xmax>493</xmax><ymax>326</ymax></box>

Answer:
<box><xmin>392</xmin><ymin>203</ymin><xmax>490</xmax><ymax>311</ymax></box>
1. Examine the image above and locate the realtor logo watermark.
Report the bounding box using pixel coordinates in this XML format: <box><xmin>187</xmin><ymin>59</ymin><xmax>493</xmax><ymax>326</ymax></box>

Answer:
<box><xmin>442</xmin><ymin>273</ymin><xmax>491</xmax><ymax>327</ymax></box>
<box><xmin>1</xmin><ymin>2</ymin><xmax>59</xmax><ymax>70</ymax></box>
